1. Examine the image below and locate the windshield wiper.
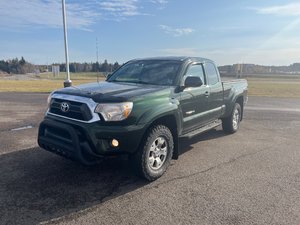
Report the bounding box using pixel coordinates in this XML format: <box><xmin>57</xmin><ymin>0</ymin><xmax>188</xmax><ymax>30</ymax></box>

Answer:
<box><xmin>135</xmin><ymin>81</ymin><xmax>156</xmax><ymax>85</ymax></box>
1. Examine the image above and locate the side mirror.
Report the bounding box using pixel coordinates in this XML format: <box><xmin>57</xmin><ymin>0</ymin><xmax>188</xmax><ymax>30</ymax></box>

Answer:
<box><xmin>184</xmin><ymin>76</ymin><xmax>203</xmax><ymax>88</ymax></box>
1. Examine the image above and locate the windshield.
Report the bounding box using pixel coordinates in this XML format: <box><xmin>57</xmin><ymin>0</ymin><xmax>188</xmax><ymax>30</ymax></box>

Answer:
<box><xmin>108</xmin><ymin>60</ymin><xmax>182</xmax><ymax>86</ymax></box>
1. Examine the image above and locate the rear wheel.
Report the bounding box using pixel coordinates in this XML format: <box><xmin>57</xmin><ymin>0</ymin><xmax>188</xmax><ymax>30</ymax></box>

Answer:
<box><xmin>130</xmin><ymin>125</ymin><xmax>174</xmax><ymax>181</ymax></box>
<box><xmin>222</xmin><ymin>102</ymin><xmax>241</xmax><ymax>134</ymax></box>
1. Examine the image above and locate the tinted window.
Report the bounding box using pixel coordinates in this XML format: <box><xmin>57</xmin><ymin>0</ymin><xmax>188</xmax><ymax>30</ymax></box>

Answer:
<box><xmin>185</xmin><ymin>64</ymin><xmax>205</xmax><ymax>83</ymax></box>
<box><xmin>205</xmin><ymin>62</ymin><xmax>219</xmax><ymax>85</ymax></box>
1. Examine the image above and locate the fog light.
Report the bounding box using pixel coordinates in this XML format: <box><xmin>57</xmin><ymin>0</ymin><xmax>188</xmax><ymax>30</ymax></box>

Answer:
<box><xmin>111</xmin><ymin>139</ymin><xmax>119</xmax><ymax>147</ymax></box>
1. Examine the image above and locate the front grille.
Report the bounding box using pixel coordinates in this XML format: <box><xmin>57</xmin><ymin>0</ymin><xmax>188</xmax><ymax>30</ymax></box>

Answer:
<box><xmin>49</xmin><ymin>98</ymin><xmax>93</xmax><ymax>121</ymax></box>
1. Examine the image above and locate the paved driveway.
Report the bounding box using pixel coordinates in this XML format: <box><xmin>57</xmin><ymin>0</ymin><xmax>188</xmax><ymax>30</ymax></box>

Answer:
<box><xmin>0</xmin><ymin>93</ymin><xmax>300</xmax><ymax>225</ymax></box>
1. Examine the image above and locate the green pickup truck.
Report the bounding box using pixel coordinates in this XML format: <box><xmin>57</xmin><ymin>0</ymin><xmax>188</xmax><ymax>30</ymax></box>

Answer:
<box><xmin>38</xmin><ymin>57</ymin><xmax>248</xmax><ymax>181</ymax></box>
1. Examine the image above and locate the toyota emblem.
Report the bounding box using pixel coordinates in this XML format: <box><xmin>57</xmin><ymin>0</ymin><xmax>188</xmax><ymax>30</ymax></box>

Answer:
<box><xmin>60</xmin><ymin>102</ymin><xmax>70</xmax><ymax>113</ymax></box>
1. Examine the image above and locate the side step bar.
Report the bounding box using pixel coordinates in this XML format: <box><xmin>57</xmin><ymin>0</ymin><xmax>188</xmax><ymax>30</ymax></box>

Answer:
<box><xmin>180</xmin><ymin>120</ymin><xmax>222</xmax><ymax>139</ymax></box>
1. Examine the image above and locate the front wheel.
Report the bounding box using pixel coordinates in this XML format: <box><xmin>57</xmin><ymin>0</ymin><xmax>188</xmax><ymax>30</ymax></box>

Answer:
<box><xmin>130</xmin><ymin>125</ymin><xmax>174</xmax><ymax>181</ymax></box>
<box><xmin>222</xmin><ymin>102</ymin><xmax>241</xmax><ymax>134</ymax></box>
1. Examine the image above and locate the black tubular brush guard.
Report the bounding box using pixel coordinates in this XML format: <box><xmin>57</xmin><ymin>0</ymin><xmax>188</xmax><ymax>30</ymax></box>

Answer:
<box><xmin>38</xmin><ymin>119</ymin><xmax>99</xmax><ymax>165</ymax></box>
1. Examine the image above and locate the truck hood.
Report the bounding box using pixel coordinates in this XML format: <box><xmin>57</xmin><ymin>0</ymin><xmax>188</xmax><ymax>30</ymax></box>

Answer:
<box><xmin>54</xmin><ymin>81</ymin><xmax>171</xmax><ymax>103</ymax></box>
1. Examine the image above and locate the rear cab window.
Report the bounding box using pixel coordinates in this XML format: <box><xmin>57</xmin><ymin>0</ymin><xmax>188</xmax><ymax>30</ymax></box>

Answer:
<box><xmin>204</xmin><ymin>62</ymin><xmax>219</xmax><ymax>85</ymax></box>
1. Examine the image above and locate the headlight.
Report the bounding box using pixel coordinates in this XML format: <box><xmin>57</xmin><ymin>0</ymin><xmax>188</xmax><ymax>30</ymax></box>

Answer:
<box><xmin>47</xmin><ymin>91</ymin><xmax>54</xmax><ymax>108</ymax></box>
<box><xmin>94</xmin><ymin>102</ymin><xmax>133</xmax><ymax>121</ymax></box>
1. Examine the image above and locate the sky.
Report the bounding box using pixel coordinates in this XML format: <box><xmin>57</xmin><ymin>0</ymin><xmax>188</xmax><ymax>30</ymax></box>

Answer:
<box><xmin>0</xmin><ymin>0</ymin><xmax>300</xmax><ymax>66</ymax></box>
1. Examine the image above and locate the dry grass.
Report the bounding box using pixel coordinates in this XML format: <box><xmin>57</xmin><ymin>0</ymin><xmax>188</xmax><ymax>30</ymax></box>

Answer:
<box><xmin>1</xmin><ymin>74</ymin><xmax>300</xmax><ymax>98</ymax></box>
<box><xmin>247</xmin><ymin>77</ymin><xmax>300</xmax><ymax>98</ymax></box>
<box><xmin>0</xmin><ymin>72</ymin><xmax>107</xmax><ymax>92</ymax></box>
<box><xmin>36</xmin><ymin>72</ymin><xmax>106</xmax><ymax>80</ymax></box>
<box><xmin>0</xmin><ymin>79</ymin><xmax>104</xmax><ymax>92</ymax></box>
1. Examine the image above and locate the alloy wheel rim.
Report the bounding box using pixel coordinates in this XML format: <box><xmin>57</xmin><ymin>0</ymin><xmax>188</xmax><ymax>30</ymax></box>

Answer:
<box><xmin>232</xmin><ymin>108</ymin><xmax>240</xmax><ymax>130</ymax></box>
<box><xmin>148</xmin><ymin>136</ymin><xmax>168</xmax><ymax>170</ymax></box>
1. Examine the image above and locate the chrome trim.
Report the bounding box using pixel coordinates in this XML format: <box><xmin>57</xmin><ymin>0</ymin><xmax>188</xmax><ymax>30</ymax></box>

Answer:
<box><xmin>46</xmin><ymin>93</ymin><xmax>101</xmax><ymax>123</ymax></box>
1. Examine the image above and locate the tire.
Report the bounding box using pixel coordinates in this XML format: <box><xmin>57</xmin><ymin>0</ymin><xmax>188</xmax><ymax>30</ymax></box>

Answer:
<box><xmin>222</xmin><ymin>102</ymin><xmax>241</xmax><ymax>134</ymax></box>
<box><xmin>130</xmin><ymin>125</ymin><xmax>174</xmax><ymax>181</ymax></box>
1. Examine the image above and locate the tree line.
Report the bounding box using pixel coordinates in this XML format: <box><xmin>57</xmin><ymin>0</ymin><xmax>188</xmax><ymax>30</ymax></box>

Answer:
<box><xmin>4</xmin><ymin>57</ymin><xmax>299</xmax><ymax>76</ymax></box>
<box><xmin>55</xmin><ymin>59</ymin><xmax>120</xmax><ymax>73</ymax></box>
<box><xmin>0</xmin><ymin>57</ymin><xmax>36</xmax><ymax>74</ymax></box>
<box><xmin>0</xmin><ymin>57</ymin><xmax>121</xmax><ymax>74</ymax></box>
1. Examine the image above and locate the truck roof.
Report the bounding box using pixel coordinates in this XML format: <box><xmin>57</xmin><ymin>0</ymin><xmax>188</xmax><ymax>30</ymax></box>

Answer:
<box><xmin>129</xmin><ymin>56</ymin><xmax>215</xmax><ymax>64</ymax></box>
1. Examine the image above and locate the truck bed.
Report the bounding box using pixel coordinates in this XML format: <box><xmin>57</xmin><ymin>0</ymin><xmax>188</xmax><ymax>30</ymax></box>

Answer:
<box><xmin>222</xmin><ymin>79</ymin><xmax>248</xmax><ymax>117</ymax></box>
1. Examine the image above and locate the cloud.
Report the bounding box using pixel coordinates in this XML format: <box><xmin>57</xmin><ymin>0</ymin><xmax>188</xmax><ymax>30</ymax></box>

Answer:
<box><xmin>196</xmin><ymin>44</ymin><xmax>300</xmax><ymax>66</ymax></box>
<box><xmin>150</xmin><ymin>0</ymin><xmax>168</xmax><ymax>4</ymax></box>
<box><xmin>92</xmin><ymin>0</ymin><xmax>170</xmax><ymax>21</ymax></box>
<box><xmin>158</xmin><ymin>40</ymin><xmax>300</xmax><ymax>65</ymax></box>
<box><xmin>97</xmin><ymin>0</ymin><xmax>146</xmax><ymax>21</ymax></box>
<box><xmin>159</xmin><ymin>25</ymin><xmax>195</xmax><ymax>37</ymax></box>
<box><xmin>0</xmin><ymin>0</ymin><xmax>171</xmax><ymax>29</ymax></box>
<box><xmin>150</xmin><ymin>0</ymin><xmax>168</xmax><ymax>9</ymax></box>
<box><xmin>0</xmin><ymin>0</ymin><xmax>100</xmax><ymax>31</ymax></box>
<box><xmin>255</xmin><ymin>3</ymin><xmax>300</xmax><ymax>16</ymax></box>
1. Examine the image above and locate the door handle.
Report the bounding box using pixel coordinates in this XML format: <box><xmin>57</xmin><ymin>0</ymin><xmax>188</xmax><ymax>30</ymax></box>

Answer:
<box><xmin>205</xmin><ymin>91</ymin><xmax>210</xmax><ymax>97</ymax></box>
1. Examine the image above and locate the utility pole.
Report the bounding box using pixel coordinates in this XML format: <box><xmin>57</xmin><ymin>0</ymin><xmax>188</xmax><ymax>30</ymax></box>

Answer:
<box><xmin>62</xmin><ymin>0</ymin><xmax>72</xmax><ymax>87</ymax></box>
<box><xmin>96</xmin><ymin>37</ymin><xmax>99</xmax><ymax>66</ymax></box>
<box><xmin>96</xmin><ymin>37</ymin><xmax>99</xmax><ymax>82</ymax></box>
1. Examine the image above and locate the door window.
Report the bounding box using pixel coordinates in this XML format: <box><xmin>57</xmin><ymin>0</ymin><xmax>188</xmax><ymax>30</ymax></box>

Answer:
<box><xmin>185</xmin><ymin>64</ymin><xmax>205</xmax><ymax>84</ymax></box>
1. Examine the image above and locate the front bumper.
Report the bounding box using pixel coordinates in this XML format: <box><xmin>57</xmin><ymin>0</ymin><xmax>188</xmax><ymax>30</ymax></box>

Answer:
<box><xmin>38</xmin><ymin>117</ymin><xmax>146</xmax><ymax>165</ymax></box>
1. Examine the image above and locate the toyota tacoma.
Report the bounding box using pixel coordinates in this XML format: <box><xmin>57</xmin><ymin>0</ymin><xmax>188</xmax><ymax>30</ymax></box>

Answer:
<box><xmin>38</xmin><ymin>57</ymin><xmax>248</xmax><ymax>181</ymax></box>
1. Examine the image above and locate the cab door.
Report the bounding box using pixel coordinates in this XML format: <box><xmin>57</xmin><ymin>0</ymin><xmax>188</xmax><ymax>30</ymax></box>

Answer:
<box><xmin>204</xmin><ymin>62</ymin><xmax>224</xmax><ymax>121</ymax></box>
<box><xmin>180</xmin><ymin>63</ymin><xmax>209</xmax><ymax>133</ymax></box>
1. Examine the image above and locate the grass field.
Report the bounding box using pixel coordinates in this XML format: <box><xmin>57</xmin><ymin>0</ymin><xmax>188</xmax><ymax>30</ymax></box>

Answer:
<box><xmin>0</xmin><ymin>73</ymin><xmax>300</xmax><ymax>98</ymax></box>
<box><xmin>0</xmin><ymin>72</ymin><xmax>105</xmax><ymax>92</ymax></box>
<box><xmin>246</xmin><ymin>77</ymin><xmax>300</xmax><ymax>98</ymax></box>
